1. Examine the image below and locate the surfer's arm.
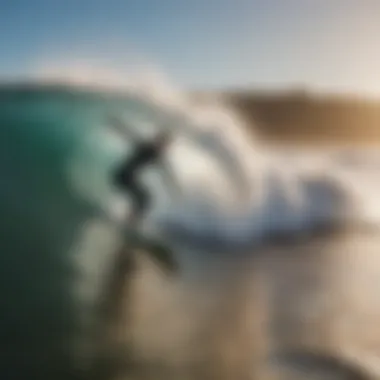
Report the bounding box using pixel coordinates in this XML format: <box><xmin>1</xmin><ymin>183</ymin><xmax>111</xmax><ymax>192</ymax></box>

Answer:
<box><xmin>107</xmin><ymin>115</ymin><xmax>141</xmax><ymax>143</ymax></box>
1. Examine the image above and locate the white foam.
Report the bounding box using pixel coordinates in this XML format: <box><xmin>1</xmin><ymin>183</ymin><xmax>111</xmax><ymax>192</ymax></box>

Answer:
<box><xmin>33</xmin><ymin>57</ymin><xmax>380</xmax><ymax>253</ymax></box>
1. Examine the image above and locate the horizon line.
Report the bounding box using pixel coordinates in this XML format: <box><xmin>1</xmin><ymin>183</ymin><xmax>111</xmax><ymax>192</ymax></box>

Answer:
<box><xmin>0</xmin><ymin>79</ymin><xmax>380</xmax><ymax>102</ymax></box>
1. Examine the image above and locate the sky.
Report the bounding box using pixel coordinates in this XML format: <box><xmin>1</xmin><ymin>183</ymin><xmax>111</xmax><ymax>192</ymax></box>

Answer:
<box><xmin>1</xmin><ymin>0</ymin><xmax>380</xmax><ymax>95</ymax></box>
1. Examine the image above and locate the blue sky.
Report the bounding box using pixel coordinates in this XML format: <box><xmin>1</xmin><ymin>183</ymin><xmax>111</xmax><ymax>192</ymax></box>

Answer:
<box><xmin>1</xmin><ymin>0</ymin><xmax>380</xmax><ymax>94</ymax></box>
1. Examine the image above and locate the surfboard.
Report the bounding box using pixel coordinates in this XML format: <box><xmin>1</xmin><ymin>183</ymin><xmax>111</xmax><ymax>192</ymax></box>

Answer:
<box><xmin>122</xmin><ymin>226</ymin><xmax>178</xmax><ymax>274</ymax></box>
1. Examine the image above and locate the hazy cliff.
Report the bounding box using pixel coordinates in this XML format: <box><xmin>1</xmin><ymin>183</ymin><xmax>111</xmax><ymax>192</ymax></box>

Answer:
<box><xmin>195</xmin><ymin>90</ymin><xmax>380</xmax><ymax>145</ymax></box>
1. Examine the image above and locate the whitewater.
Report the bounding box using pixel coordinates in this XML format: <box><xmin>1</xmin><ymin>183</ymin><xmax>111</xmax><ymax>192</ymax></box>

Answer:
<box><xmin>30</xmin><ymin>59</ymin><xmax>380</xmax><ymax>244</ymax></box>
<box><xmin>62</xmin><ymin>70</ymin><xmax>380</xmax><ymax>255</ymax></box>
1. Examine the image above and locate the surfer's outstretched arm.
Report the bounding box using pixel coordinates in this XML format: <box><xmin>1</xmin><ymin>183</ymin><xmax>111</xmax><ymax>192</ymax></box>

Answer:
<box><xmin>107</xmin><ymin>115</ymin><xmax>141</xmax><ymax>143</ymax></box>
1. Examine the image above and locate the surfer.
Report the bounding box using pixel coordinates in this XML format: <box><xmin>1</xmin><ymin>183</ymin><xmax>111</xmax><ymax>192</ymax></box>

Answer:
<box><xmin>108</xmin><ymin>116</ymin><xmax>177</xmax><ymax>224</ymax></box>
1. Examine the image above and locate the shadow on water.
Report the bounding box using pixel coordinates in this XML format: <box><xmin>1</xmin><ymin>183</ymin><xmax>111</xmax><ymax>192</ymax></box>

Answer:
<box><xmin>261</xmin><ymin>227</ymin><xmax>380</xmax><ymax>380</ymax></box>
<box><xmin>273</xmin><ymin>350</ymin><xmax>372</xmax><ymax>380</ymax></box>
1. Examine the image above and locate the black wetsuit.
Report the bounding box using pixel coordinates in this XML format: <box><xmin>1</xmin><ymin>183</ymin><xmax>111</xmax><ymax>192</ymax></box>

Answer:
<box><xmin>113</xmin><ymin>141</ymin><xmax>163</xmax><ymax>215</ymax></box>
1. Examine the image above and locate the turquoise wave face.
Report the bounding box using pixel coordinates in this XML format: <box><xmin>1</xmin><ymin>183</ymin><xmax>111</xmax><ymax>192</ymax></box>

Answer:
<box><xmin>0</xmin><ymin>86</ymin><xmax>158</xmax><ymax>379</ymax></box>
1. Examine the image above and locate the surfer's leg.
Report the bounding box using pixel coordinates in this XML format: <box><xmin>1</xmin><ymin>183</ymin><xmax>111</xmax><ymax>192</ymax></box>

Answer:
<box><xmin>111</xmin><ymin>159</ymin><xmax>151</xmax><ymax>223</ymax></box>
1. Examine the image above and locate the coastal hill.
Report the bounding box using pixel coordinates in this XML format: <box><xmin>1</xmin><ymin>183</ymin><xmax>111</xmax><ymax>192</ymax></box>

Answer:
<box><xmin>199</xmin><ymin>89</ymin><xmax>380</xmax><ymax>145</ymax></box>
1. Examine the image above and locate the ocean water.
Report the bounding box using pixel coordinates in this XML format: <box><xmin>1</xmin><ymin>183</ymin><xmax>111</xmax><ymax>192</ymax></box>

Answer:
<box><xmin>0</xmin><ymin>87</ymin><xmax>109</xmax><ymax>379</ymax></box>
<box><xmin>0</xmin><ymin>85</ymin><xmax>256</xmax><ymax>380</ymax></box>
<box><xmin>1</xmin><ymin>84</ymin><xmax>380</xmax><ymax>380</ymax></box>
